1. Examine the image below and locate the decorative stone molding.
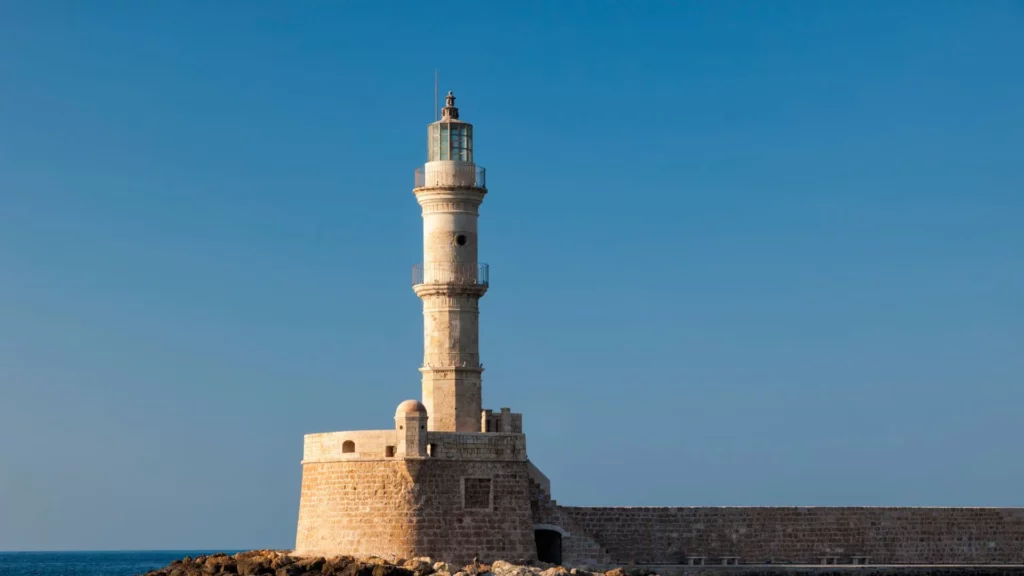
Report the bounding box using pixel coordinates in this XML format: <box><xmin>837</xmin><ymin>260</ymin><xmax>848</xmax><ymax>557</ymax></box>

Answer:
<box><xmin>419</xmin><ymin>367</ymin><xmax>485</xmax><ymax>377</ymax></box>
<box><xmin>422</xmin><ymin>295</ymin><xmax>480</xmax><ymax>312</ymax></box>
<box><xmin>420</xmin><ymin>200</ymin><xmax>479</xmax><ymax>215</ymax></box>
<box><xmin>413</xmin><ymin>188</ymin><xmax>486</xmax><ymax>205</ymax></box>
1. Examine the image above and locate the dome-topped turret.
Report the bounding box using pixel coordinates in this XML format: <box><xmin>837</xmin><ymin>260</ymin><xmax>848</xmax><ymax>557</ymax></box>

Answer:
<box><xmin>395</xmin><ymin>399</ymin><xmax>427</xmax><ymax>416</ymax></box>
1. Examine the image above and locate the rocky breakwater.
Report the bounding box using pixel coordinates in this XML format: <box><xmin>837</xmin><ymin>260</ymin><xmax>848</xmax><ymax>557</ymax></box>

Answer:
<box><xmin>140</xmin><ymin>551</ymin><xmax>1024</xmax><ymax>576</ymax></box>
<box><xmin>140</xmin><ymin>550</ymin><xmax>635</xmax><ymax>576</ymax></box>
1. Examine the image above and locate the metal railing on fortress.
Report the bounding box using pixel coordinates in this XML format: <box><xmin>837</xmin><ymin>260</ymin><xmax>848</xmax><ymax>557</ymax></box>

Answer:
<box><xmin>422</xmin><ymin>353</ymin><xmax>481</xmax><ymax>369</ymax></box>
<box><xmin>414</xmin><ymin>165</ymin><xmax>486</xmax><ymax>189</ymax></box>
<box><xmin>412</xmin><ymin>263</ymin><xmax>489</xmax><ymax>286</ymax></box>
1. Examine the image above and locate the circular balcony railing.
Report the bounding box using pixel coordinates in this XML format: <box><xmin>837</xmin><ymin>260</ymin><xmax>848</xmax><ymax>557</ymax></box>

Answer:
<box><xmin>412</xmin><ymin>263</ymin><xmax>489</xmax><ymax>286</ymax></box>
<box><xmin>414</xmin><ymin>165</ymin><xmax>486</xmax><ymax>189</ymax></box>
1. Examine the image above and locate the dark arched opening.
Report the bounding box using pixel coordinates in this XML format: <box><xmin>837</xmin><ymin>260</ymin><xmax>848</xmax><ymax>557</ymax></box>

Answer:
<box><xmin>535</xmin><ymin>529</ymin><xmax>562</xmax><ymax>565</ymax></box>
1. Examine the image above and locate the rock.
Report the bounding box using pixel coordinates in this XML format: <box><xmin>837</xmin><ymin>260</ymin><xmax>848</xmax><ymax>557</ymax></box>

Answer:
<box><xmin>237</xmin><ymin>556</ymin><xmax>274</xmax><ymax>576</ymax></box>
<box><xmin>490</xmin><ymin>561</ymin><xmax>534</xmax><ymax>576</ymax></box>
<box><xmin>402</xmin><ymin>558</ymin><xmax>435</xmax><ymax>576</ymax></box>
<box><xmin>332</xmin><ymin>556</ymin><xmax>374</xmax><ymax>576</ymax></box>
<box><xmin>271</xmin><ymin>555</ymin><xmax>295</xmax><ymax>569</ymax></box>
<box><xmin>322</xmin><ymin>557</ymin><xmax>361</xmax><ymax>576</ymax></box>
<box><xmin>372</xmin><ymin>564</ymin><xmax>416</xmax><ymax>576</ymax></box>
<box><xmin>202</xmin><ymin>554</ymin><xmax>236</xmax><ymax>574</ymax></box>
<box><xmin>150</xmin><ymin>552</ymin><xmax>613</xmax><ymax>576</ymax></box>
<box><xmin>296</xmin><ymin>557</ymin><xmax>327</xmax><ymax>571</ymax></box>
<box><xmin>463</xmin><ymin>562</ymin><xmax>492</xmax><ymax>576</ymax></box>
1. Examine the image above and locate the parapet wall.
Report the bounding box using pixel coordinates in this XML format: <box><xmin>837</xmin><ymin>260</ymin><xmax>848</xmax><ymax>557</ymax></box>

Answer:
<box><xmin>558</xmin><ymin>506</ymin><xmax>1024</xmax><ymax>565</ymax></box>
<box><xmin>302</xmin><ymin>431</ymin><xmax>526</xmax><ymax>462</ymax></box>
<box><xmin>428</xmin><ymin>432</ymin><xmax>527</xmax><ymax>461</ymax></box>
<box><xmin>303</xmin><ymin>430</ymin><xmax>397</xmax><ymax>461</ymax></box>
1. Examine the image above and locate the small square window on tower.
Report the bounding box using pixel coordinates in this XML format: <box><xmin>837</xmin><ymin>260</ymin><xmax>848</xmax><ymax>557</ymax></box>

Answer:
<box><xmin>462</xmin><ymin>477</ymin><xmax>492</xmax><ymax>510</ymax></box>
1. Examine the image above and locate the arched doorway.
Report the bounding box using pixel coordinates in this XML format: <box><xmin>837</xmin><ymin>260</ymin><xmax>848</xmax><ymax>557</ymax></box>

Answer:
<box><xmin>535</xmin><ymin>528</ymin><xmax>563</xmax><ymax>565</ymax></box>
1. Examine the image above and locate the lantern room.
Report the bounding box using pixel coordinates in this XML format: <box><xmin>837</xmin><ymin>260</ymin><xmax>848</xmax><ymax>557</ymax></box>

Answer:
<box><xmin>428</xmin><ymin>91</ymin><xmax>474</xmax><ymax>163</ymax></box>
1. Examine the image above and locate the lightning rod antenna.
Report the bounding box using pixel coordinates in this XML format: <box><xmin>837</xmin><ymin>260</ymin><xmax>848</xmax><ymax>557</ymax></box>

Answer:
<box><xmin>434</xmin><ymin>69</ymin><xmax>438</xmax><ymax>122</ymax></box>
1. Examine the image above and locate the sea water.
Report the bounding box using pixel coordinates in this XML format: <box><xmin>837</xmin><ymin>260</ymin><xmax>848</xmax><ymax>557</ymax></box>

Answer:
<box><xmin>0</xmin><ymin>551</ymin><xmax>239</xmax><ymax>576</ymax></box>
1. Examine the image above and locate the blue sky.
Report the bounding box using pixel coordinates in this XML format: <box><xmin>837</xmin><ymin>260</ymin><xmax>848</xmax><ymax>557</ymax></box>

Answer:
<box><xmin>1</xmin><ymin>0</ymin><xmax>1022</xmax><ymax>551</ymax></box>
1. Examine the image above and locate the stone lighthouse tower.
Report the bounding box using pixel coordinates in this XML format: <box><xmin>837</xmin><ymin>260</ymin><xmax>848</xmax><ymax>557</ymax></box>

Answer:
<box><xmin>413</xmin><ymin>91</ymin><xmax>489</xmax><ymax>432</ymax></box>
<box><xmin>295</xmin><ymin>92</ymin><xmax>537</xmax><ymax>564</ymax></box>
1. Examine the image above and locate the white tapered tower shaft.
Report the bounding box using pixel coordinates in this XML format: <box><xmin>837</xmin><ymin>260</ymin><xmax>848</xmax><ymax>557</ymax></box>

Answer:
<box><xmin>412</xmin><ymin>92</ymin><xmax>489</xmax><ymax>432</ymax></box>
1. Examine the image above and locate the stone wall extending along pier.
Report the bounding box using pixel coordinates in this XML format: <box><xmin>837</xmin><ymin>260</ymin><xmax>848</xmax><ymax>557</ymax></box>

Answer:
<box><xmin>552</xmin><ymin>506</ymin><xmax>1024</xmax><ymax>566</ymax></box>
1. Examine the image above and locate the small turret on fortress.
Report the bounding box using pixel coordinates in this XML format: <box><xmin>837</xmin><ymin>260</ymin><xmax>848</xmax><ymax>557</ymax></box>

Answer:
<box><xmin>395</xmin><ymin>399</ymin><xmax>428</xmax><ymax>458</ymax></box>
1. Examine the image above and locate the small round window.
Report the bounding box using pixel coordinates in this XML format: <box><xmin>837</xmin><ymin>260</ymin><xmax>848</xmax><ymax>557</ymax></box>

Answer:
<box><xmin>456</xmin><ymin>234</ymin><xmax>467</xmax><ymax>246</ymax></box>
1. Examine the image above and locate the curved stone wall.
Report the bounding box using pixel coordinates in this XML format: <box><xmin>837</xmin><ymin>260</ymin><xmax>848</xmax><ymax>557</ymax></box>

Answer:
<box><xmin>295</xmin><ymin>460</ymin><xmax>419</xmax><ymax>559</ymax></box>
<box><xmin>295</xmin><ymin>458</ymin><xmax>537</xmax><ymax>564</ymax></box>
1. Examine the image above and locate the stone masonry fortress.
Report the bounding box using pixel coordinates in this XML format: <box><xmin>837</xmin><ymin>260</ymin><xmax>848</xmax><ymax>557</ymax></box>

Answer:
<box><xmin>293</xmin><ymin>93</ymin><xmax>1024</xmax><ymax>568</ymax></box>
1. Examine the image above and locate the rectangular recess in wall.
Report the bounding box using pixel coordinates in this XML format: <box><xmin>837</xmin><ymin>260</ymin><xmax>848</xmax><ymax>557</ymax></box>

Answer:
<box><xmin>462</xmin><ymin>477</ymin><xmax>492</xmax><ymax>510</ymax></box>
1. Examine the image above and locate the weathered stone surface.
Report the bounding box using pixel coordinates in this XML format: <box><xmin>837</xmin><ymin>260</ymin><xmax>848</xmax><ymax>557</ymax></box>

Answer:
<box><xmin>295</xmin><ymin>459</ymin><xmax>535</xmax><ymax>565</ymax></box>
<box><xmin>559</xmin><ymin>507</ymin><xmax>1024</xmax><ymax>565</ymax></box>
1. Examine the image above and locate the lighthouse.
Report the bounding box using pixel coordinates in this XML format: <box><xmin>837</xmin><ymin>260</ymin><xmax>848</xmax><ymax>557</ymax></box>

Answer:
<box><xmin>412</xmin><ymin>91</ymin><xmax>489</xmax><ymax>432</ymax></box>
<box><xmin>290</xmin><ymin>89</ymin><xmax>1024</xmax><ymax>569</ymax></box>
<box><xmin>295</xmin><ymin>91</ymin><xmax>538</xmax><ymax>564</ymax></box>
